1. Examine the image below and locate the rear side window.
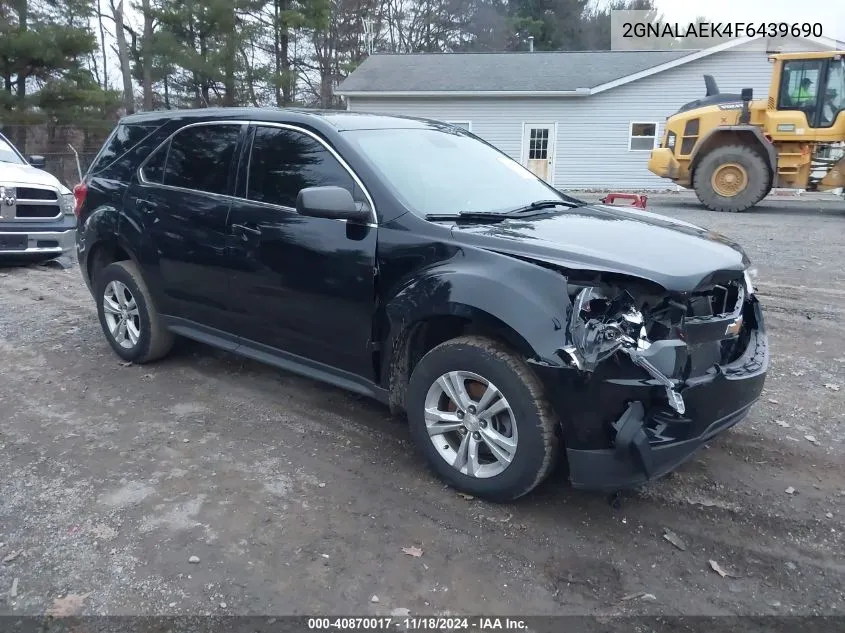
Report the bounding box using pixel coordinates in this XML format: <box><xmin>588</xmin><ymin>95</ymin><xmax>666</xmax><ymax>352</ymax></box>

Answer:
<box><xmin>88</xmin><ymin>122</ymin><xmax>160</xmax><ymax>176</ymax></box>
<box><xmin>163</xmin><ymin>124</ymin><xmax>241</xmax><ymax>195</ymax></box>
<box><xmin>141</xmin><ymin>143</ymin><xmax>168</xmax><ymax>184</ymax></box>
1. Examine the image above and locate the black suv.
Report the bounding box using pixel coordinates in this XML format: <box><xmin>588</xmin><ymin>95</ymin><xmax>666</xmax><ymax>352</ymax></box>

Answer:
<box><xmin>76</xmin><ymin>108</ymin><xmax>768</xmax><ymax>501</ymax></box>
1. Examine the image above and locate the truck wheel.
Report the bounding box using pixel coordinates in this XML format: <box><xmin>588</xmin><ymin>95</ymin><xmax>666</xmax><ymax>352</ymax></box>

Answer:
<box><xmin>406</xmin><ymin>336</ymin><xmax>559</xmax><ymax>502</ymax></box>
<box><xmin>693</xmin><ymin>144</ymin><xmax>770</xmax><ymax>212</ymax></box>
<box><xmin>94</xmin><ymin>260</ymin><xmax>174</xmax><ymax>363</ymax></box>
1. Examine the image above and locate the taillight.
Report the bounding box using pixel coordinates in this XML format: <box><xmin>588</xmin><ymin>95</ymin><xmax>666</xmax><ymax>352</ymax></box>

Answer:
<box><xmin>72</xmin><ymin>181</ymin><xmax>88</xmax><ymax>217</ymax></box>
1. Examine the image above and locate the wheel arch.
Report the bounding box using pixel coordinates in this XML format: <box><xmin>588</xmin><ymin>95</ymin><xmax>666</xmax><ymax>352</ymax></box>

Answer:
<box><xmin>690</xmin><ymin>126</ymin><xmax>776</xmax><ymax>186</ymax></box>
<box><xmin>77</xmin><ymin>205</ymin><xmax>133</xmax><ymax>289</ymax></box>
<box><xmin>378</xmin><ymin>262</ymin><xmax>572</xmax><ymax>415</ymax></box>
<box><xmin>86</xmin><ymin>238</ymin><xmax>134</xmax><ymax>283</ymax></box>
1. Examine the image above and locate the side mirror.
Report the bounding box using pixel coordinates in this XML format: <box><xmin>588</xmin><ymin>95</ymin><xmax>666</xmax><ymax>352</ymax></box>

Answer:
<box><xmin>741</xmin><ymin>88</ymin><xmax>753</xmax><ymax>102</ymax></box>
<box><xmin>28</xmin><ymin>155</ymin><xmax>46</xmax><ymax>169</ymax></box>
<box><xmin>296</xmin><ymin>186</ymin><xmax>370</xmax><ymax>223</ymax></box>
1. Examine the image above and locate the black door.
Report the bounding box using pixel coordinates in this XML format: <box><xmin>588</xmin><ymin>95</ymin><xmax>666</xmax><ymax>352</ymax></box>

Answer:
<box><xmin>226</xmin><ymin>124</ymin><xmax>378</xmax><ymax>379</ymax></box>
<box><xmin>128</xmin><ymin>122</ymin><xmax>245</xmax><ymax>330</ymax></box>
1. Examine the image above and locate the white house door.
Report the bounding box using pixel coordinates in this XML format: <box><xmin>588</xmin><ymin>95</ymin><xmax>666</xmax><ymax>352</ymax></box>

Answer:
<box><xmin>522</xmin><ymin>124</ymin><xmax>555</xmax><ymax>184</ymax></box>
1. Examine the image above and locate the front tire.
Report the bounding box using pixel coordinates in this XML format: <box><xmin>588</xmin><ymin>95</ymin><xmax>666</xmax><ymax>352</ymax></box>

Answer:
<box><xmin>693</xmin><ymin>144</ymin><xmax>770</xmax><ymax>212</ymax></box>
<box><xmin>406</xmin><ymin>336</ymin><xmax>559</xmax><ymax>502</ymax></box>
<box><xmin>94</xmin><ymin>260</ymin><xmax>174</xmax><ymax>363</ymax></box>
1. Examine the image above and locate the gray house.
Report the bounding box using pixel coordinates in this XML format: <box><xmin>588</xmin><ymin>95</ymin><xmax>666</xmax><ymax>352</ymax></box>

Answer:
<box><xmin>336</xmin><ymin>36</ymin><xmax>841</xmax><ymax>190</ymax></box>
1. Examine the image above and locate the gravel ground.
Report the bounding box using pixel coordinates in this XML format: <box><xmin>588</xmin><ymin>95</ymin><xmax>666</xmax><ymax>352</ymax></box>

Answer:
<box><xmin>1</xmin><ymin>198</ymin><xmax>844</xmax><ymax>621</ymax></box>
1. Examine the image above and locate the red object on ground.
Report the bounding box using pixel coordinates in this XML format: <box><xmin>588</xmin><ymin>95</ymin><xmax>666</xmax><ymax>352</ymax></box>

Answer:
<box><xmin>600</xmin><ymin>193</ymin><xmax>648</xmax><ymax>209</ymax></box>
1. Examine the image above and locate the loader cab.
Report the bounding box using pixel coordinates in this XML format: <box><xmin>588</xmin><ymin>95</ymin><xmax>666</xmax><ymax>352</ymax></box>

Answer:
<box><xmin>775</xmin><ymin>54</ymin><xmax>845</xmax><ymax>128</ymax></box>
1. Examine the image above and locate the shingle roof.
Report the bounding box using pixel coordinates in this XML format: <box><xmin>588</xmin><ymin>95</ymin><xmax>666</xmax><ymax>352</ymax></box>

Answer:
<box><xmin>336</xmin><ymin>50</ymin><xmax>696</xmax><ymax>94</ymax></box>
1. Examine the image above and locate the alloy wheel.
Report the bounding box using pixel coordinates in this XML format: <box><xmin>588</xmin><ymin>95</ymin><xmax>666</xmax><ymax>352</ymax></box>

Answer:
<box><xmin>103</xmin><ymin>280</ymin><xmax>141</xmax><ymax>349</ymax></box>
<box><xmin>423</xmin><ymin>371</ymin><xmax>518</xmax><ymax>478</ymax></box>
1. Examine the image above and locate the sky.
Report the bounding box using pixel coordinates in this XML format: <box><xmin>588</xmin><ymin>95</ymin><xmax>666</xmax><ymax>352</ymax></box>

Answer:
<box><xmin>96</xmin><ymin>0</ymin><xmax>845</xmax><ymax>95</ymax></box>
<box><xmin>652</xmin><ymin>0</ymin><xmax>845</xmax><ymax>43</ymax></box>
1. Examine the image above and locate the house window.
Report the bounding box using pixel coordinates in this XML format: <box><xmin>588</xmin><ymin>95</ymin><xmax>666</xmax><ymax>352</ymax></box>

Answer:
<box><xmin>629</xmin><ymin>122</ymin><xmax>659</xmax><ymax>151</ymax></box>
<box><xmin>528</xmin><ymin>127</ymin><xmax>550</xmax><ymax>159</ymax></box>
<box><xmin>446</xmin><ymin>121</ymin><xmax>472</xmax><ymax>131</ymax></box>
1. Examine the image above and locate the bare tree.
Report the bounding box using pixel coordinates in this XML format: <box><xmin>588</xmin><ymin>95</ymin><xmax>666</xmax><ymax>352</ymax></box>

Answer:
<box><xmin>140</xmin><ymin>0</ymin><xmax>154</xmax><ymax>109</ymax></box>
<box><xmin>111</xmin><ymin>0</ymin><xmax>135</xmax><ymax>113</ymax></box>
<box><xmin>274</xmin><ymin>0</ymin><xmax>291</xmax><ymax>106</ymax></box>
<box><xmin>96</xmin><ymin>0</ymin><xmax>109</xmax><ymax>88</ymax></box>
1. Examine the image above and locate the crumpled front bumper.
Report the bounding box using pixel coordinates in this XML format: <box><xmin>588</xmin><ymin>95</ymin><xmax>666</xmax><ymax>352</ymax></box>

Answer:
<box><xmin>554</xmin><ymin>301</ymin><xmax>769</xmax><ymax>491</ymax></box>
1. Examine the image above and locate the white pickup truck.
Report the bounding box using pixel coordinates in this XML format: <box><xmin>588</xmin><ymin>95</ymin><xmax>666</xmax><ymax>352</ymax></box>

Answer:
<box><xmin>0</xmin><ymin>131</ymin><xmax>77</xmax><ymax>261</ymax></box>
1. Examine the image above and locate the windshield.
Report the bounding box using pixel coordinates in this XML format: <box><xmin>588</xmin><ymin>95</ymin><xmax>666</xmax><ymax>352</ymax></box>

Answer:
<box><xmin>0</xmin><ymin>135</ymin><xmax>25</xmax><ymax>165</ymax></box>
<box><xmin>342</xmin><ymin>127</ymin><xmax>568</xmax><ymax>216</ymax></box>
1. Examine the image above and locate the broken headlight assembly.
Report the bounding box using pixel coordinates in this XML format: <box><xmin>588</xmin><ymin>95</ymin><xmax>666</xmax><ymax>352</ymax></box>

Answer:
<box><xmin>564</xmin><ymin>286</ymin><xmax>688</xmax><ymax>414</ymax></box>
<box><xmin>744</xmin><ymin>267</ymin><xmax>758</xmax><ymax>296</ymax></box>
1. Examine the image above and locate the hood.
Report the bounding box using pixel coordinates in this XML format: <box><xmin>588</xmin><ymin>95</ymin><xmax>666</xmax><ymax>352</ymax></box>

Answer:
<box><xmin>0</xmin><ymin>162</ymin><xmax>70</xmax><ymax>193</ymax></box>
<box><xmin>449</xmin><ymin>204</ymin><xmax>749</xmax><ymax>292</ymax></box>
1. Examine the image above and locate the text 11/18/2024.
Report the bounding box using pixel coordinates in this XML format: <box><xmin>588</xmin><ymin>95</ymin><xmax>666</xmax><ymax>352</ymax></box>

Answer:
<box><xmin>308</xmin><ymin>617</ymin><xmax>529</xmax><ymax>630</ymax></box>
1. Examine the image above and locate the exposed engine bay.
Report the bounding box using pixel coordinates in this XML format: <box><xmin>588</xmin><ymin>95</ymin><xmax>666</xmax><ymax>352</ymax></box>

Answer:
<box><xmin>562</xmin><ymin>273</ymin><xmax>753</xmax><ymax>417</ymax></box>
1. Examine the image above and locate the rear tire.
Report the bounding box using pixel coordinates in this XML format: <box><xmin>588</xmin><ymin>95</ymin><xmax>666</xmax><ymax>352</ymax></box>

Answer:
<box><xmin>406</xmin><ymin>335</ymin><xmax>559</xmax><ymax>502</ymax></box>
<box><xmin>693</xmin><ymin>144</ymin><xmax>770</xmax><ymax>212</ymax></box>
<box><xmin>94</xmin><ymin>260</ymin><xmax>174</xmax><ymax>363</ymax></box>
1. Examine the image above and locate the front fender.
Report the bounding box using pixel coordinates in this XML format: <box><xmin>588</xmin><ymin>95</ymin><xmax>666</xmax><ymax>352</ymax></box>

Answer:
<box><xmin>383</xmin><ymin>253</ymin><xmax>572</xmax><ymax>368</ymax></box>
<box><xmin>690</xmin><ymin>125</ymin><xmax>777</xmax><ymax>174</ymax></box>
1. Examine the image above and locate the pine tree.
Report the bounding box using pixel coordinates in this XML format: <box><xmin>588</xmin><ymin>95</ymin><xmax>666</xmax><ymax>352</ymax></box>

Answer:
<box><xmin>145</xmin><ymin>0</ymin><xmax>268</xmax><ymax>108</ymax></box>
<box><xmin>0</xmin><ymin>0</ymin><xmax>119</xmax><ymax>150</ymax></box>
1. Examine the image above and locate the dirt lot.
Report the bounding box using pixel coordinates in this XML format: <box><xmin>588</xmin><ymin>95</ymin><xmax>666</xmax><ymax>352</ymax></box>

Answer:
<box><xmin>1</xmin><ymin>197</ymin><xmax>844</xmax><ymax>621</ymax></box>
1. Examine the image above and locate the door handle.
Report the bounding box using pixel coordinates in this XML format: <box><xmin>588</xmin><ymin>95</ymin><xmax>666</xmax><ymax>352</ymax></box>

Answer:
<box><xmin>137</xmin><ymin>199</ymin><xmax>158</xmax><ymax>214</ymax></box>
<box><xmin>232</xmin><ymin>223</ymin><xmax>262</xmax><ymax>240</ymax></box>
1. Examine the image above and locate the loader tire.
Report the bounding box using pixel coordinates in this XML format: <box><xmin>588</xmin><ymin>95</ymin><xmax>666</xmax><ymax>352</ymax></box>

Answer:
<box><xmin>693</xmin><ymin>144</ymin><xmax>770</xmax><ymax>212</ymax></box>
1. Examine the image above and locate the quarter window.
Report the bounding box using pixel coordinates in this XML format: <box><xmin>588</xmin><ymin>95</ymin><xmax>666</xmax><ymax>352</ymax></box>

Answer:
<box><xmin>163</xmin><ymin>124</ymin><xmax>241</xmax><ymax>195</ymax></box>
<box><xmin>247</xmin><ymin>126</ymin><xmax>356</xmax><ymax>209</ymax></box>
<box><xmin>629</xmin><ymin>123</ymin><xmax>658</xmax><ymax>151</ymax></box>
<box><xmin>88</xmin><ymin>122</ymin><xmax>160</xmax><ymax>176</ymax></box>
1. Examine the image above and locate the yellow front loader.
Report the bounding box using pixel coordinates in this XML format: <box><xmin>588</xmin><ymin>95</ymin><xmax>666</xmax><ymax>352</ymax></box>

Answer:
<box><xmin>648</xmin><ymin>51</ymin><xmax>845</xmax><ymax>212</ymax></box>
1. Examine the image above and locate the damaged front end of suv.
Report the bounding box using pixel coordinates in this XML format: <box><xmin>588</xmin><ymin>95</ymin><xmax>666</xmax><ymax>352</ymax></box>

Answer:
<box><xmin>535</xmin><ymin>268</ymin><xmax>768</xmax><ymax>490</ymax></box>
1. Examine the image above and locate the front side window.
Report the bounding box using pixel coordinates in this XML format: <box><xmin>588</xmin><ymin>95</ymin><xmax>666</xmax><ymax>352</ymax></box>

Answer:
<box><xmin>821</xmin><ymin>57</ymin><xmax>845</xmax><ymax>127</ymax></box>
<box><xmin>342</xmin><ymin>127</ymin><xmax>569</xmax><ymax>217</ymax></box>
<box><xmin>163</xmin><ymin>124</ymin><xmax>241</xmax><ymax>195</ymax></box>
<box><xmin>247</xmin><ymin>126</ymin><xmax>355</xmax><ymax>208</ymax></box>
<box><xmin>629</xmin><ymin>123</ymin><xmax>658</xmax><ymax>151</ymax></box>
<box><xmin>0</xmin><ymin>134</ymin><xmax>25</xmax><ymax>165</ymax></box>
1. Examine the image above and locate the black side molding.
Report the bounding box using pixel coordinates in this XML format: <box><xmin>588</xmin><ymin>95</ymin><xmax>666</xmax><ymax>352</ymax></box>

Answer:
<box><xmin>162</xmin><ymin>316</ymin><xmax>390</xmax><ymax>404</ymax></box>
